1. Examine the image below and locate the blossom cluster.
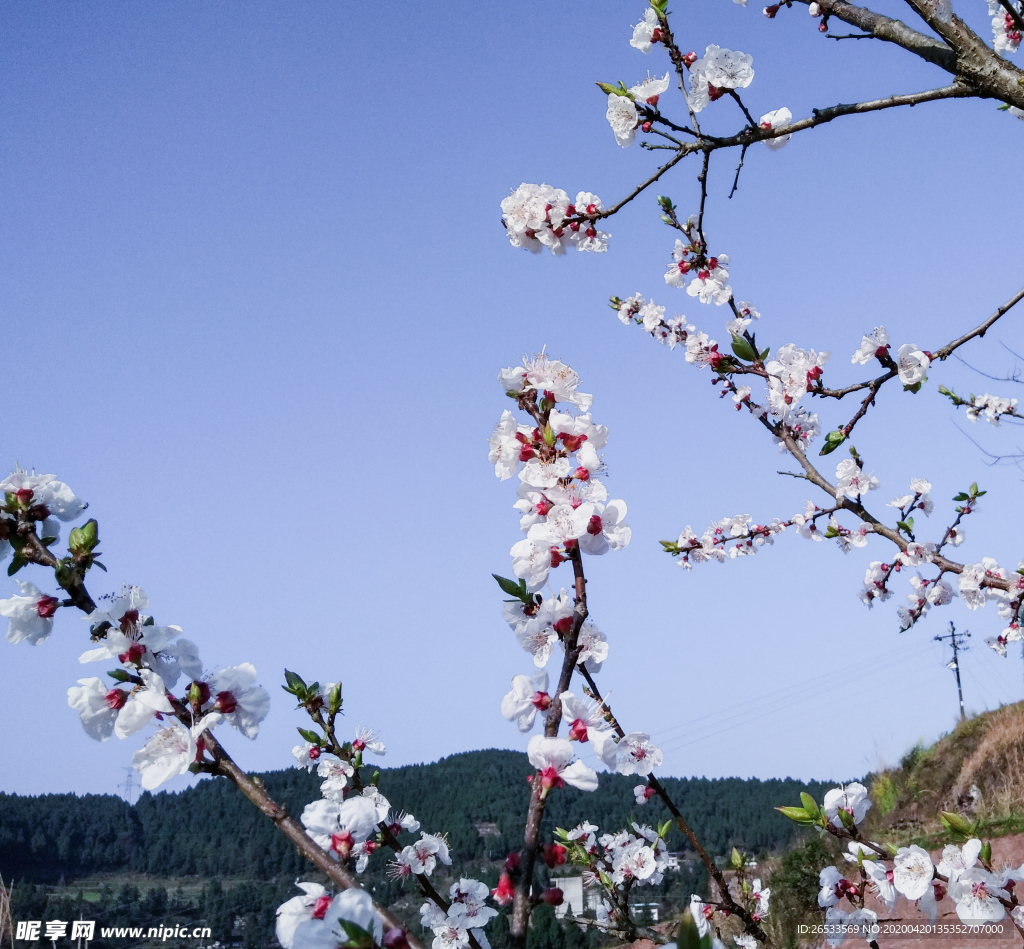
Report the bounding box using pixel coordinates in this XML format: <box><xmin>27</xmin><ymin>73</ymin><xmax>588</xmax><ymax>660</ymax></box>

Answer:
<box><xmin>489</xmin><ymin>353</ymin><xmax>630</xmax><ymax>591</ymax></box>
<box><xmin>500</xmin><ymin>184</ymin><xmax>609</xmax><ymax>255</ymax></box>
<box><xmin>553</xmin><ymin>817</ymin><xmax>679</xmax><ymax>916</ymax></box>
<box><xmin>420</xmin><ymin>879</ymin><xmax>498</xmax><ymax>949</ymax></box>
<box><xmin>940</xmin><ymin>384</ymin><xmax>1021</xmax><ymax>426</ymax></box>
<box><xmin>604</xmin><ymin>74</ymin><xmax>671</xmax><ymax>148</ymax></box>
<box><xmin>0</xmin><ymin>471</ymin><xmax>272</xmax><ymax>791</ymax></box>
<box><xmin>684</xmin><ymin>45</ymin><xmax>754</xmax><ymax>113</ymax></box>
<box><xmin>989</xmin><ymin>0</ymin><xmax>1022</xmax><ymax>52</ymax></box>
<box><xmin>803</xmin><ymin>783</ymin><xmax>1024</xmax><ymax>933</ymax></box>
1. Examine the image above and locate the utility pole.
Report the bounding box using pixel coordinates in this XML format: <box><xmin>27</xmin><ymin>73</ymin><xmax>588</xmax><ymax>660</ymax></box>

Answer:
<box><xmin>935</xmin><ymin>621</ymin><xmax>970</xmax><ymax>722</ymax></box>
<box><xmin>121</xmin><ymin>767</ymin><xmax>137</xmax><ymax>805</ymax></box>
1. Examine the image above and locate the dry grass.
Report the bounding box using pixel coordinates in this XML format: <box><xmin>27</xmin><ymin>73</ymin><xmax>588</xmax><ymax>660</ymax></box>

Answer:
<box><xmin>954</xmin><ymin>704</ymin><xmax>1024</xmax><ymax>817</ymax></box>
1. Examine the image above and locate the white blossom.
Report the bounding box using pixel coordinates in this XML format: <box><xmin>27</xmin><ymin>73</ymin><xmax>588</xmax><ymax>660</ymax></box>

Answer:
<box><xmin>606</xmin><ymin>95</ymin><xmax>639</xmax><ymax>147</ymax></box>
<box><xmin>131</xmin><ymin>724</ymin><xmax>197</xmax><ymax>790</ymax></box>
<box><xmin>1</xmin><ymin>581</ymin><xmax>59</xmax><ymax>645</ymax></box>
<box><xmin>896</xmin><ymin>343</ymin><xmax>930</xmax><ymax>386</ymax></box>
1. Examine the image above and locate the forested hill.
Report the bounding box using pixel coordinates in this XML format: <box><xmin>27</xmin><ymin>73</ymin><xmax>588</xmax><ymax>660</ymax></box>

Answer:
<box><xmin>0</xmin><ymin>749</ymin><xmax>830</xmax><ymax>882</ymax></box>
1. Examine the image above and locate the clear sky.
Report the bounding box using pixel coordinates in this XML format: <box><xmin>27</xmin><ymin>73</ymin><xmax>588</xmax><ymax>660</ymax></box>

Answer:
<box><xmin>2</xmin><ymin>0</ymin><xmax>1022</xmax><ymax>798</ymax></box>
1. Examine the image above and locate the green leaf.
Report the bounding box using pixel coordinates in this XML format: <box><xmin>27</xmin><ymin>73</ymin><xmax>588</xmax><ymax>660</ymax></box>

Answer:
<box><xmin>896</xmin><ymin>521</ymin><xmax>913</xmax><ymax>535</ymax></box>
<box><xmin>940</xmin><ymin>811</ymin><xmax>973</xmax><ymax>838</ymax></box>
<box><xmin>336</xmin><ymin>919</ymin><xmax>375</xmax><ymax>949</ymax></box>
<box><xmin>800</xmin><ymin>792</ymin><xmax>821</xmax><ymax>819</ymax></box>
<box><xmin>69</xmin><ymin>519</ymin><xmax>100</xmax><ymax>555</ymax></box>
<box><xmin>7</xmin><ymin>555</ymin><xmax>27</xmax><ymax>576</ymax></box>
<box><xmin>819</xmin><ymin>430</ymin><xmax>846</xmax><ymax>456</ymax></box>
<box><xmin>284</xmin><ymin>669</ymin><xmax>307</xmax><ymax>693</ymax></box>
<box><xmin>492</xmin><ymin>574</ymin><xmax>532</xmax><ymax>604</ymax></box>
<box><xmin>297</xmin><ymin>728</ymin><xmax>321</xmax><ymax>745</ymax></box>
<box><xmin>676</xmin><ymin>908</ymin><xmax>703</xmax><ymax>949</ymax></box>
<box><xmin>981</xmin><ymin>841</ymin><xmax>992</xmax><ymax>863</ymax></box>
<box><xmin>731</xmin><ymin>847</ymin><xmax>743</xmax><ymax>869</ymax></box>
<box><xmin>107</xmin><ymin>669</ymin><xmax>132</xmax><ymax>683</ymax></box>
<box><xmin>953</xmin><ymin>493</ymin><xmax>970</xmax><ymax>502</ymax></box>
<box><xmin>759</xmin><ymin>347</ymin><xmax>770</xmax><ymax>361</ymax></box>
<box><xmin>92</xmin><ymin>560</ymin><xmax>107</xmax><ymax>572</ymax></box>
<box><xmin>40</xmin><ymin>536</ymin><xmax>57</xmax><ymax>547</ymax></box>
<box><xmin>904</xmin><ymin>380</ymin><xmax>924</xmax><ymax>394</ymax></box>
<box><xmin>660</xmin><ymin>540</ymin><xmax>681</xmax><ymax>555</ymax></box>
<box><xmin>596</xmin><ymin>81</ymin><xmax>632</xmax><ymax>98</ymax></box>
<box><xmin>730</xmin><ymin>334</ymin><xmax>757</xmax><ymax>362</ymax></box>
<box><xmin>775</xmin><ymin>806</ymin><xmax>813</xmax><ymax>824</ymax></box>
<box><xmin>970</xmin><ymin>482</ymin><xmax>979</xmax><ymax>495</ymax></box>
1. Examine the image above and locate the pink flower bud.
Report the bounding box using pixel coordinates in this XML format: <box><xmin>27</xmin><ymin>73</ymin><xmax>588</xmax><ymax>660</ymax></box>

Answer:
<box><xmin>543</xmin><ymin>843</ymin><xmax>567</xmax><ymax>868</ymax></box>
<box><xmin>542</xmin><ymin>888</ymin><xmax>564</xmax><ymax>906</ymax></box>
<box><xmin>312</xmin><ymin>895</ymin><xmax>332</xmax><ymax>920</ymax></box>
<box><xmin>105</xmin><ymin>688</ymin><xmax>128</xmax><ymax>711</ymax></box>
<box><xmin>683</xmin><ymin>51</ymin><xmax>698</xmax><ymax>67</ymax></box>
<box><xmin>492</xmin><ymin>873</ymin><xmax>516</xmax><ymax>906</ymax></box>
<box><xmin>574</xmin><ymin>466</ymin><xmax>591</xmax><ymax>482</ymax></box>
<box><xmin>538</xmin><ymin>766</ymin><xmax>564</xmax><ymax>792</ymax></box>
<box><xmin>331</xmin><ymin>830</ymin><xmax>354</xmax><ymax>858</ymax></box>
<box><xmin>214</xmin><ymin>690</ymin><xmax>237</xmax><ymax>714</ymax></box>
<box><xmin>587</xmin><ymin>515</ymin><xmax>603</xmax><ymax>536</ymax></box>
<box><xmin>641</xmin><ymin>121</ymin><xmax>652</xmax><ymax>132</ymax></box>
<box><xmin>567</xmin><ymin>718</ymin><xmax>589</xmax><ymax>742</ymax></box>
<box><xmin>118</xmin><ymin>643</ymin><xmax>146</xmax><ymax>665</ymax></box>
<box><xmin>384</xmin><ymin>930</ymin><xmax>410</xmax><ymax>949</ymax></box>
<box><xmin>818</xmin><ymin>19</ymin><xmax>829</xmax><ymax>30</ymax></box>
<box><xmin>505</xmin><ymin>851</ymin><xmax>521</xmax><ymax>871</ymax></box>
<box><xmin>531</xmin><ymin>691</ymin><xmax>552</xmax><ymax>711</ymax></box>
<box><xmin>36</xmin><ymin>596</ymin><xmax>59</xmax><ymax>618</ymax></box>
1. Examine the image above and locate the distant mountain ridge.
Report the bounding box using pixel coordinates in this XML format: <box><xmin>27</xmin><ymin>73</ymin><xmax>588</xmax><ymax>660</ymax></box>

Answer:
<box><xmin>0</xmin><ymin>749</ymin><xmax>830</xmax><ymax>882</ymax></box>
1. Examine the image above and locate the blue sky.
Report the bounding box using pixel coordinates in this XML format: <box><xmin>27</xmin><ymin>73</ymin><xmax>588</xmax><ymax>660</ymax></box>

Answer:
<box><xmin>2</xmin><ymin>0</ymin><xmax>1022</xmax><ymax>798</ymax></box>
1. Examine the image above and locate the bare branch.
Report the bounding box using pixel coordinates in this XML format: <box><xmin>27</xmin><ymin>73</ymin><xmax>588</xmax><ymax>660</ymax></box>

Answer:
<box><xmin>728</xmin><ymin>144</ymin><xmax>750</xmax><ymax>199</ymax></box>
<box><xmin>933</xmin><ymin>284</ymin><xmax>1024</xmax><ymax>360</ymax></box>
<box><xmin>798</xmin><ymin>0</ymin><xmax>956</xmax><ymax>71</ymax></box>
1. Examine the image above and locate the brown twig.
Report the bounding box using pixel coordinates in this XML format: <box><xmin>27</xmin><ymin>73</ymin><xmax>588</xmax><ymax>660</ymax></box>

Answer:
<box><xmin>575</xmin><ymin>667</ymin><xmax>771</xmax><ymax>946</ymax></box>
<box><xmin>509</xmin><ymin>547</ymin><xmax>589</xmax><ymax>949</ymax></box>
